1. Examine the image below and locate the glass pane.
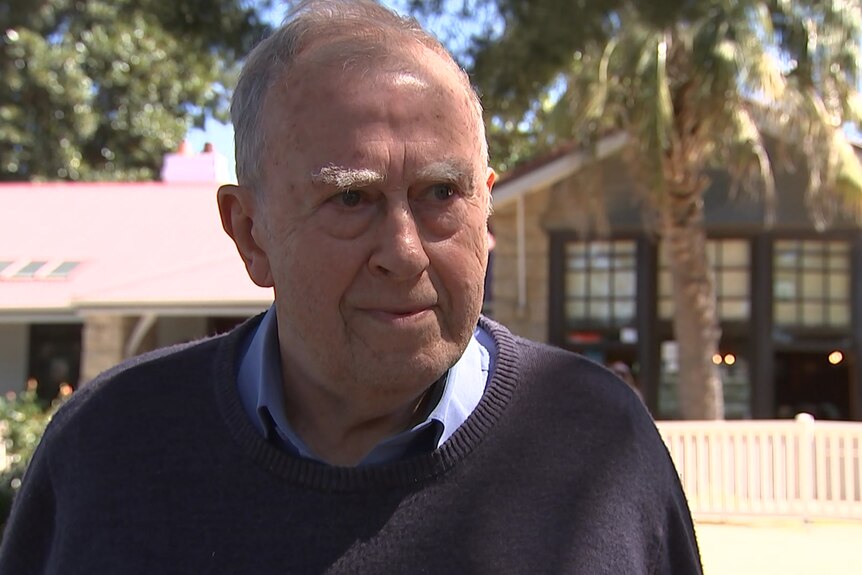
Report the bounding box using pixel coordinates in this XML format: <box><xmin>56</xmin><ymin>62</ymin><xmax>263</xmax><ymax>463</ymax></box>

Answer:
<box><xmin>829</xmin><ymin>254</ymin><xmax>849</xmax><ymax>271</ymax></box>
<box><xmin>659</xmin><ymin>299</ymin><xmax>674</xmax><ymax>320</ymax></box>
<box><xmin>47</xmin><ymin>261</ymin><xmax>80</xmax><ymax>278</ymax></box>
<box><xmin>828</xmin><ymin>303</ymin><xmax>850</xmax><ymax>327</ymax></box>
<box><xmin>720</xmin><ymin>270</ymin><xmax>748</xmax><ymax>298</ymax></box>
<box><xmin>591</xmin><ymin>253</ymin><xmax>611</xmax><ymax>269</ymax></box>
<box><xmin>827</xmin><ymin>274</ymin><xmax>849</xmax><ymax>300</ymax></box>
<box><xmin>828</xmin><ymin>241</ymin><xmax>849</xmax><ymax>254</ymax></box>
<box><xmin>659</xmin><ymin>271</ymin><xmax>672</xmax><ymax>297</ymax></box>
<box><xmin>566</xmin><ymin>272</ymin><xmax>587</xmax><ymax>297</ymax></box>
<box><xmin>615</xmin><ymin>241</ymin><xmax>636</xmax><ymax>255</ymax></box>
<box><xmin>658</xmin><ymin>340</ymin><xmax>680</xmax><ymax>419</ymax></box>
<box><xmin>568</xmin><ymin>256</ymin><xmax>587</xmax><ymax>271</ymax></box>
<box><xmin>802</xmin><ymin>249</ymin><xmax>824</xmax><ymax>269</ymax></box>
<box><xmin>802</xmin><ymin>302</ymin><xmax>823</xmax><ymax>326</ymax></box>
<box><xmin>588</xmin><ymin>301</ymin><xmax>611</xmax><ymax>321</ymax></box>
<box><xmin>720</xmin><ymin>299</ymin><xmax>749</xmax><ymax>320</ymax></box>
<box><xmin>590</xmin><ymin>271</ymin><xmax>610</xmax><ymax>296</ymax></box>
<box><xmin>588</xmin><ymin>241</ymin><xmax>610</xmax><ymax>257</ymax></box>
<box><xmin>14</xmin><ymin>261</ymin><xmax>47</xmax><ymax>277</ymax></box>
<box><xmin>775</xmin><ymin>243</ymin><xmax>799</xmax><ymax>268</ymax></box>
<box><xmin>566</xmin><ymin>243</ymin><xmax>587</xmax><ymax>257</ymax></box>
<box><xmin>616</xmin><ymin>254</ymin><xmax>636</xmax><ymax>268</ymax></box>
<box><xmin>775</xmin><ymin>302</ymin><xmax>796</xmax><ymax>324</ymax></box>
<box><xmin>722</xmin><ymin>240</ymin><xmax>749</xmax><ymax>266</ymax></box>
<box><xmin>774</xmin><ymin>273</ymin><xmax>796</xmax><ymax>299</ymax></box>
<box><xmin>613</xmin><ymin>300</ymin><xmax>635</xmax><ymax>322</ymax></box>
<box><xmin>658</xmin><ymin>245</ymin><xmax>670</xmax><ymax>268</ymax></box>
<box><xmin>614</xmin><ymin>271</ymin><xmax>636</xmax><ymax>297</ymax></box>
<box><xmin>721</xmin><ymin>354</ymin><xmax>752</xmax><ymax>419</ymax></box>
<box><xmin>802</xmin><ymin>272</ymin><xmax>824</xmax><ymax>298</ymax></box>
<box><xmin>706</xmin><ymin>242</ymin><xmax>717</xmax><ymax>265</ymax></box>
<box><xmin>565</xmin><ymin>300</ymin><xmax>587</xmax><ymax>320</ymax></box>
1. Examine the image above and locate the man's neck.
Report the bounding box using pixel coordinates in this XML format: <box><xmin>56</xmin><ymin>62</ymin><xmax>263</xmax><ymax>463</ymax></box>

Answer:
<box><xmin>281</xmin><ymin>377</ymin><xmax>439</xmax><ymax>467</ymax></box>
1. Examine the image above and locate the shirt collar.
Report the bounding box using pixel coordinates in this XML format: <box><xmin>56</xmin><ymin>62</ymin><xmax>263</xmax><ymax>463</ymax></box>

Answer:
<box><xmin>236</xmin><ymin>306</ymin><xmax>493</xmax><ymax>465</ymax></box>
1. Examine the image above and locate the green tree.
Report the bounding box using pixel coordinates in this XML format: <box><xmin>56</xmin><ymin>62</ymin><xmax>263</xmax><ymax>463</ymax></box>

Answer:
<box><xmin>410</xmin><ymin>0</ymin><xmax>862</xmax><ymax>419</ymax></box>
<box><xmin>0</xmin><ymin>0</ymin><xmax>270</xmax><ymax>181</ymax></box>
<box><xmin>0</xmin><ymin>387</ymin><xmax>63</xmax><ymax>538</ymax></box>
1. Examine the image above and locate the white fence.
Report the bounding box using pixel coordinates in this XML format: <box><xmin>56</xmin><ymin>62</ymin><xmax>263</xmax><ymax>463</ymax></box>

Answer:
<box><xmin>656</xmin><ymin>414</ymin><xmax>862</xmax><ymax>521</ymax></box>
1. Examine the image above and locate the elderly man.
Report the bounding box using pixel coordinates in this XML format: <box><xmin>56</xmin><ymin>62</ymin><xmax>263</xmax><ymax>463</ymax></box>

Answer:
<box><xmin>0</xmin><ymin>1</ymin><xmax>702</xmax><ymax>573</ymax></box>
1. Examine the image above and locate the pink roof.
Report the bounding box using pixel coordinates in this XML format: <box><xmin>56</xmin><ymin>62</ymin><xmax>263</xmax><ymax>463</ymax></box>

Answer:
<box><xmin>1</xmin><ymin>182</ymin><xmax>272</xmax><ymax>317</ymax></box>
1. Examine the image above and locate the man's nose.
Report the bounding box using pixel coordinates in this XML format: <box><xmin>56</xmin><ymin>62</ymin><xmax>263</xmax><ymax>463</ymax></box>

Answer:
<box><xmin>368</xmin><ymin>204</ymin><xmax>429</xmax><ymax>279</ymax></box>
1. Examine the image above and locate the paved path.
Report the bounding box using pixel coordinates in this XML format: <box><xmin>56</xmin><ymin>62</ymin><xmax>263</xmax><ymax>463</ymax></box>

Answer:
<box><xmin>695</xmin><ymin>519</ymin><xmax>862</xmax><ymax>575</ymax></box>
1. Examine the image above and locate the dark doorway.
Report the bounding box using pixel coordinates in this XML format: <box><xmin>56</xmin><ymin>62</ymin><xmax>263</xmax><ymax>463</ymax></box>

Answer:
<box><xmin>27</xmin><ymin>323</ymin><xmax>83</xmax><ymax>401</ymax></box>
<box><xmin>774</xmin><ymin>351</ymin><xmax>851</xmax><ymax>420</ymax></box>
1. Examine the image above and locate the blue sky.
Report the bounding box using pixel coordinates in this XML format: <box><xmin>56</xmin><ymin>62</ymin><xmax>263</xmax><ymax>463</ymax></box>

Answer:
<box><xmin>185</xmin><ymin>1</ymin><xmax>411</xmax><ymax>182</ymax></box>
<box><xmin>185</xmin><ymin>2</ymin><xmax>862</xmax><ymax>182</ymax></box>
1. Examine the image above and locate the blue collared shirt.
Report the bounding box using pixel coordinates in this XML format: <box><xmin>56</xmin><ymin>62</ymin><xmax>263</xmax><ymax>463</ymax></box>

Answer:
<box><xmin>236</xmin><ymin>306</ymin><xmax>495</xmax><ymax>466</ymax></box>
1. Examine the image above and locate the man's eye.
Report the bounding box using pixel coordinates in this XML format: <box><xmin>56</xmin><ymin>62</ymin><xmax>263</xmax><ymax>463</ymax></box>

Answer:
<box><xmin>430</xmin><ymin>184</ymin><xmax>455</xmax><ymax>201</ymax></box>
<box><xmin>337</xmin><ymin>189</ymin><xmax>362</xmax><ymax>207</ymax></box>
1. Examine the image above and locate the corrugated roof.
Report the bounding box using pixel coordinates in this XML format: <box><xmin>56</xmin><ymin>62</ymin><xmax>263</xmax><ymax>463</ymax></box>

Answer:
<box><xmin>0</xmin><ymin>182</ymin><xmax>272</xmax><ymax>317</ymax></box>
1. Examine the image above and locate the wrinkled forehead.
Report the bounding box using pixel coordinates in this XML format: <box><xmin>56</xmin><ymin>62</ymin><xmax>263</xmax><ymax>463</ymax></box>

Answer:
<box><xmin>270</xmin><ymin>43</ymin><xmax>479</xmax><ymax>131</ymax></box>
<box><xmin>256</xmin><ymin>40</ymin><xmax>486</xmax><ymax>191</ymax></box>
<box><xmin>288</xmin><ymin>38</ymin><xmax>461</xmax><ymax>96</ymax></box>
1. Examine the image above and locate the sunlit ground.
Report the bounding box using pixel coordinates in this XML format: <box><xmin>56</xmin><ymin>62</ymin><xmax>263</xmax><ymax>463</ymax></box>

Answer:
<box><xmin>696</xmin><ymin>519</ymin><xmax>862</xmax><ymax>575</ymax></box>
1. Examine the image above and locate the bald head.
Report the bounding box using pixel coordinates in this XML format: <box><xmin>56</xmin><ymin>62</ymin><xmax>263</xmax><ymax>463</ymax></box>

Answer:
<box><xmin>230</xmin><ymin>0</ymin><xmax>488</xmax><ymax>193</ymax></box>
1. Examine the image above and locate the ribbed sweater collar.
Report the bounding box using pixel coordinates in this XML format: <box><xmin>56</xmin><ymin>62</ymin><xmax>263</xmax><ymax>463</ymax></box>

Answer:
<box><xmin>213</xmin><ymin>315</ymin><xmax>520</xmax><ymax>492</ymax></box>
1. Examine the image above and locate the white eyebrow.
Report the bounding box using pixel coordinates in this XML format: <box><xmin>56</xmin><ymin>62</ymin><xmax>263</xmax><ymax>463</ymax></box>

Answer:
<box><xmin>311</xmin><ymin>165</ymin><xmax>384</xmax><ymax>189</ymax></box>
<box><xmin>417</xmin><ymin>160</ymin><xmax>476</xmax><ymax>192</ymax></box>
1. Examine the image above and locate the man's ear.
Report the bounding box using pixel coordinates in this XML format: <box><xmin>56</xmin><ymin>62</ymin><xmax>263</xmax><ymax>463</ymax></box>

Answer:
<box><xmin>485</xmin><ymin>167</ymin><xmax>497</xmax><ymax>192</ymax></box>
<box><xmin>217</xmin><ymin>184</ymin><xmax>274</xmax><ymax>288</ymax></box>
<box><xmin>485</xmin><ymin>167</ymin><xmax>496</xmax><ymax>216</ymax></box>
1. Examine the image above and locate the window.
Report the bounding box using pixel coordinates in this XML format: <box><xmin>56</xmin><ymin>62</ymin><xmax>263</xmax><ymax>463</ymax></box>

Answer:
<box><xmin>564</xmin><ymin>240</ymin><xmax>636</xmax><ymax>328</ymax></box>
<box><xmin>13</xmin><ymin>261</ymin><xmax>48</xmax><ymax>278</ymax></box>
<box><xmin>1</xmin><ymin>260</ymin><xmax>82</xmax><ymax>280</ymax></box>
<box><xmin>46</xmin><ymin>261</ymin><xmax>80</xmax><ymax>279</ymax></box>
<box><xmin>773</xmin><ymin>240</ymin><xmax>850</xmax><ymax>327</ymax></box>
<box><xmin>657</xmin><ymin>339</ymin><xmax>751</xmax><ymax>419</ymax></box>
<box><xmin>659</xmin><ymin>239</ymin><xmax>750</xmax><ymax>321</ymax></box>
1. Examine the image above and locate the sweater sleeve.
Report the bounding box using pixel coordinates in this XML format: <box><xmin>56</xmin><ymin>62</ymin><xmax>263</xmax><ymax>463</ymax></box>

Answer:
<box><xmin>0</xmin><ymin>433</ymin><xmax>58</xmax><ymax>574</ymax></box>
<box><xmin>651</xmin><ymin>470</ymin><xmax>704</xmax><ymax>575</ymax></box>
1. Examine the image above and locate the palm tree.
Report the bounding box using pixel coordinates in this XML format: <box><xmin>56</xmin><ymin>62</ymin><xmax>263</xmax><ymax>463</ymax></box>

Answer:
<box><xmin>452</xmin><ymin>0</ymin><xmax>862</xmax><ymax>419</ymax></box>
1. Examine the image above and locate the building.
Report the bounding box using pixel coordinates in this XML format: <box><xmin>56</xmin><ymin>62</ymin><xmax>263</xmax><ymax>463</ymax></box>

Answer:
<box><xmin>6</xmin><ymin>138</ymin><xmax>860</xmax><ymax>421</ymax></box>
<box><xmin>489</xmin><ymin>134</ymin><xmax>862</xmax><ymax>420</ymax></box>
<box><xmin>0</xmin><ymin>145</ymin><xmax>271</xmax><ymax>399</ymax></box>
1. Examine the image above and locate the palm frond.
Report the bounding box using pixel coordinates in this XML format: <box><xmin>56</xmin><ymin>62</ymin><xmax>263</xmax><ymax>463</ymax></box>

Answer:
<box><xmin>723</xmin><ymin>103</ymin><xmax>776</xmax><ymax>225</ymax></box>
<box><xmin>833</xmin><ymin>133</ymin><xmax>862</xmax><ymax>219</ymax></box>
<box><xmin>847</xmin><ymin>91</ymin><xmax>862</xmax><ymax>125</ymax></box>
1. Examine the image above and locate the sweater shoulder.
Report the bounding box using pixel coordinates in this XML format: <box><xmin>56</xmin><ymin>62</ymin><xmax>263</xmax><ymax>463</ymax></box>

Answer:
<box><xmin>65</xmin><ymin>335</ymin><xmax>218</xmax><ymax>405</ymax></box>
<box><xmin>45</xmin><ymin>316</ymin><xmax>257</xmax><ymax>439</ymax></box>
<box><xmin>482</xmin><ymin>316</ymin><xmax>641</xmax><ymax>412</ymax></box>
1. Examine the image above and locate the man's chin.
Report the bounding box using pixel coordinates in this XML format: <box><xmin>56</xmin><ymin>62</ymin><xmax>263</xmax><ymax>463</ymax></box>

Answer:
<box><xmin>363</xmin><ymin>343</ymin><xmax>462</xmax><ymax>383</ymax></box>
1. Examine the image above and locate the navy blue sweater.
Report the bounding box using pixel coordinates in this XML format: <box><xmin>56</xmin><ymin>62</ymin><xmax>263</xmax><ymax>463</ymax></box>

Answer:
<box><xmin>0</xmin><ymin>317</ymin><xmax>701</xmax><ymax>574</ymax></box>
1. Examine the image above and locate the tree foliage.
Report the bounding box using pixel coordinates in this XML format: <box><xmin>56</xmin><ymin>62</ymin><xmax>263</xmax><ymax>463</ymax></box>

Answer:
<box><xmin>0</xmin><ymin>388</ymin><xmax>64</xmax><ymax>538</ymax></box>
<box><xmin>0</xmin><ymin>0</ymin><xmax>270</xmax><ymax>182</ymax></box>
<box><xmin>409</xmin><ymin>0</ymin><xmax>862</xmax><ymax>419</ymax></box>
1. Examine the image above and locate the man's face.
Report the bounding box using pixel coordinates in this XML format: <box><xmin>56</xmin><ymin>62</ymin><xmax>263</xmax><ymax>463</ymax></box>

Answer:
<box><xmin>252</xmin><ymin>47</ymin><xmax>494</xmax><ymax>400</ymax></box>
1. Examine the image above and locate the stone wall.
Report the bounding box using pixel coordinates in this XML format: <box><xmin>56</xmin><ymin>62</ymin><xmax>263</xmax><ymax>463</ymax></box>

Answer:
<box><xmin>79</xmin><ymin>315</ymin><xmax>138</xmax><ymax>384</ymax></box>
